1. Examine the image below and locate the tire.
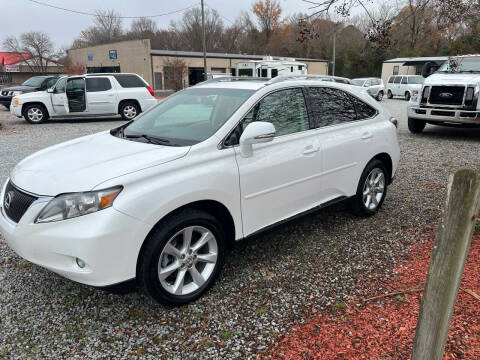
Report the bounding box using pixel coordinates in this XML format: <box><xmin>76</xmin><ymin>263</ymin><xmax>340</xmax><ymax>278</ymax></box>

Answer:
<box><xmin>408</xmin><ymin>117</ymin><xmax>426</xmax><ymax>134</ymax></box>
<box><xmin>351</xmin><ymin>159</ymin><xmax>388</xmax><ymax>217</ymax></box>
<box><xmin>23</xmin><ymin>104</ymin><xmax>48</xmax><ymax>124</ymax></box>
<box><xmin>387</xmin><ymin>90</ymin><xmax>393</xmax><ymax>99</ymax></box>
<box><xmin>139</xmin><ymin>208</ymin><xmax>226</xmax><ymax>306</ymax></box>
<box><xmin>405</xmin><ymin>92</ymin><xmax>411</xmax><ymax>101</ymax></box>
<box><xmin>376</xmin><ymin>91</ymin><xmax>384</xmax><ymax>101</ymax></box>
<box><xmin>119</xmin><ymin>101</ymin><xmax>140</xmax><ymax>120</ymax></box>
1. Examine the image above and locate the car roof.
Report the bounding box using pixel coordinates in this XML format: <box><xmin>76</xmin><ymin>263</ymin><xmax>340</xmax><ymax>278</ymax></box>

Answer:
<box><xmin>353</xmin><ymin>77</ymin><xmax>379</xmax><ymax>80</ymax></box>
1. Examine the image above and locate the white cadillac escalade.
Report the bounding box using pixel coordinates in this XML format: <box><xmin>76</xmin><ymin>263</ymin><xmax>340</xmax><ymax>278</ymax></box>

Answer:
<box><xmin>407</xmin><ymin>55</ymin><xmax>480</xmax><ymax>133</ymax></box>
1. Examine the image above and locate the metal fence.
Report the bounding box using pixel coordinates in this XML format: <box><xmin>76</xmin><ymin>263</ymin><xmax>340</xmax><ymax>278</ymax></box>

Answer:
<box><xmin>0</xmin><ymin>72</ymin><xmax>12</xmax><ymax>85</ymax></box>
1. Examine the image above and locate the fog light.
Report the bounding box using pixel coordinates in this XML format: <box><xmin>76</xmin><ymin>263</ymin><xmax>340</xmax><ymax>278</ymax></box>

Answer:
<box><xmin>76</xmin><ymin>258</ymin><xmax>86</xmax><ymax>268</ymax></box>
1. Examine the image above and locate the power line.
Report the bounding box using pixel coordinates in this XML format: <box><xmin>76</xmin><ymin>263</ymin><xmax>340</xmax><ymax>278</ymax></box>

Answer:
<box><xmin>204</xmin><ymin>2</ymin><xmax>234</xmax><ymax>24</ymax></box>
<box><xmin>26</xmin><ymin>0</ymin><xmax>200</xmax><ymax>19</ymax></box>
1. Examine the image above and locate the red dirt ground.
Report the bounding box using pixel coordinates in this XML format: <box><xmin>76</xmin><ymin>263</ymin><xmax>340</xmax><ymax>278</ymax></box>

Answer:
<box><xmin>267</xmin><ymin>235</ymin><xmax>480</xmax><ymax>360</ymax></box>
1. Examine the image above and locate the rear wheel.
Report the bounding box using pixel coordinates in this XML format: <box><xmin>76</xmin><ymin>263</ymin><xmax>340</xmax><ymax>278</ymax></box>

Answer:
<box><xmin>405</xmin><ymin>92</ymin><xmax>411</xmax><ymax>101</ymax></box>
<box><xmin>119</xmin><ymin>101</ymin><xmax>140</xmax><ymax>120</ymax></box>
<box><xmin>387</xmin><ymin>90</ymin><xmax>393</xmax><ymax>99</ymax></box>
<box><xmin>23</xmin><ymin>104</ymin><xmax>48</xmax><ymax>124</ymax></box>
<box><xmin>376</xmin><ymin>91</ymin><xmax>384</xmax><ymax>101</ymax></box>
<box><xmin>408</xmin><ymin>117</ymin><xmax>426</xmax><ymax>133</ymax></box>
<box><xmin>351</xmin><ymin>159</ymin><xmax>388</xmax><ymax>217</ymax></box>
<box><xmin>139</xmin><ymin>208</ymin><xmax>226</xmax><ymax>306</ymax></box>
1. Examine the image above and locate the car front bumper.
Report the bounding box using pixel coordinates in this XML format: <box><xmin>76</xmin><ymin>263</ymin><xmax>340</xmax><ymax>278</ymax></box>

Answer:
<box><xmin>10</xmin><ymin>103</ymin><xmax>22</xmax><ymax>117</ymax></box>
<box><xmin>408</xmin><ymin>105</ymin><xmax>480</xmax><ymax>125</ymax></box>
<box><xmin>0</xmin><ymin>183</ymin><xmax>151</xmax><ymax>287</ymax></box>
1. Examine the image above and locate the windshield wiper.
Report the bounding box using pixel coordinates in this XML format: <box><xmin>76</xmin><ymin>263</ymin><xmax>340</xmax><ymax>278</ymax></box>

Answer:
<box><xmin>124</xmin><ymin>133</ymin><xmax>171</xmax><ymax>145</ymax></box>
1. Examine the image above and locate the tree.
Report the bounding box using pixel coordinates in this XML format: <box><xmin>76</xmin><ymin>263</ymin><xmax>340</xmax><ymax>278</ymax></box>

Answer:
<box><xmin>130</xmin><ymin>17</ymin><xmax>158</xmax><ymax>38</ymax></box>
<box><xmin>62</xmin><ymin>57</ymin><xmax>85</xmax><ymax>75</ymax></box>
<box><xmin>252</xmin><ymin>0</ymin><xmax>282</xmax><ymax>44</ymax></box>
<box><xmin>2</xmin><ymin>31</ymin><xmax>58</xmax><ymax>73</ymax></box>
<box><xmin>163</xmin><ymin>57</ymin><xmax>187</xmax><ymax>92</ymax></box>
<box><xmin>72</xmin><ymin>9</ymin><xmax>123</xmax><ymax>48</ymax></box>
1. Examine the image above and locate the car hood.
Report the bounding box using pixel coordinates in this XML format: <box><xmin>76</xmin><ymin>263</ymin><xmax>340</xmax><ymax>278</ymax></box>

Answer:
<box><xmin>1</xmin><ymin>85</ymin><xmax>37</xmax><ymax>92</ymax></box>
<box><xmin>10</xmin><ymin>131</ymin><xmax>190</xmax><ymax>196</ymax></box>
<box><xmin>425</xmin><ymin>73</ymin><xmax>480</xmax><ymax>85</ymax></box>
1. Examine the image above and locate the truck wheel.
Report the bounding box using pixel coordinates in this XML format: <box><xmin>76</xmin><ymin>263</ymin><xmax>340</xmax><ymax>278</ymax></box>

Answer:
<box><xmin>405</xmin><ymin>92</ymin><xmax>411</xmax><ymax>101</ymax></box>
<box><xmin>376</xmin><ymin>91</ymin><xmax>384</xmax><ymax>101</ymax></box>
<box><xmin>408</xmin><ymin>118</ymin><xmax>426</xmax><ymax>134</ymax></box>
<box><xmin>139</xmin><ymin>208</ymin><xmax>226</xmax><ymax>306</ymax></box>
<box><xmin>387</xmin><ymin>90</ymin><xmax>393</xmax><ymax>99</ymax></box>
<box><xmin>23</xmin><ymin>104</ymin><xmax>48</xmax><ymax>124</ymax></box>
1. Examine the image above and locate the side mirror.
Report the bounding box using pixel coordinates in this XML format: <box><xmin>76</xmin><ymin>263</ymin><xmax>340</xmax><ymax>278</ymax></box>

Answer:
<box><xmin>239</xmin><ymin>121</ymin><xmax>276</xmax><ymax>158</ymax></box>
<box><xmin>47</xmin><ymin>88</ymin><xmax>54</xmax><ymax>93</ymax></box>
<box><xmin>422</xmin><ymin>62</ymin><xmax>432</xmax><ymax>78</ymax></box>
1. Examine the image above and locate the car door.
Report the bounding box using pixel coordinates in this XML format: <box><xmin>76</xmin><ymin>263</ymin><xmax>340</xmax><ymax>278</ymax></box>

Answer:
<box><xmin>306</xmin><ymin>86</ymin><xmax>378</xmax><ymax>201</ymax></box>
<box><xmin>85</xmin><ymin>77</ymin><xmax>116</xmax><ymax>114</ymax></box>
<box><xmin>393</xmin><ymin>76</ymin><xmax>402</xmax><ymax>95</ymax></box>
<box><xmin>50</xmin><ymin>77</ymin><xmax>69</xmax><ymax>116</ymax></box>
<box><xmin>230</xmin><ymin>87</ymin><xmax>322</xmax><ymax>236</ymax></box>
<box><xmin>400</xmin><ymin>76</ymin><xmax>408</xmax><ymax>96</ymax></box>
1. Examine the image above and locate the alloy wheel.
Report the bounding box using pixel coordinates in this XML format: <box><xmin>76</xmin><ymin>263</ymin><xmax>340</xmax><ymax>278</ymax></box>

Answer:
<box><xmin>158</xmin><ymin>226</ymin><xmax>218</xmax><ymax>296</ymax></box>
<box><xmin>27</xmin><ymin>107</ymin><xmax>44</xmax><ymax>122</ymax></box>
<box><xmin>123</xmin><ymin>105</ymin><xmax>137</xmax><ymax>119</ymax></box>
<box><xmin>362</xmin><ymin>168</ymin><xmax>385</xmax><ymax>211</ymax></box>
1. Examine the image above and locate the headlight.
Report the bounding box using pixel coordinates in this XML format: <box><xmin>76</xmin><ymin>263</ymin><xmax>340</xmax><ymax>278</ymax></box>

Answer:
<box><xmin>12</xmin><ymin>91</ymin><xmax>23</xmax><ymax>96</ymax></box>
<box><xmin>35</xmin><ymin>186</ymin><xmax>123</xmax><ymax>223</ymax></box>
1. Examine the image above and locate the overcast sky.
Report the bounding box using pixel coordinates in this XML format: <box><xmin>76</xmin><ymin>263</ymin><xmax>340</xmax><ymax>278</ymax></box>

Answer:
<box><xmin>1</xmin><ymin>0</ymin><xmax>325</xmax><ymax>50</ymax></box>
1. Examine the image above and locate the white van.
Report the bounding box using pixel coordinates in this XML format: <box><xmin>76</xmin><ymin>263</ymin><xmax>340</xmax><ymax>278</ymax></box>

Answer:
<box><xmin>385</xmin><ymin>75</ymin><xmax>424</xmax><ymax>101</ymax></box>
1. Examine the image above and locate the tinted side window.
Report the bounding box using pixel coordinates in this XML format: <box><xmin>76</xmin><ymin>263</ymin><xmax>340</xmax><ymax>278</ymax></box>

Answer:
<box><xmin>348</xmin><ymin>94</ymin><xmax>377</xmax><ymax>119</ymax></box>
<box><xmin>86</xmin><ymin>77</ymin><xmax>112</xmax><ymax>92</ymax></box>
<box><xmin>388</xmin><ymin>77</ymin><xmax>394</xmax><ymax>83</ymax></box>
<box><xmin>271</xmin><ymin>69</ymin><xmax>278</xmax><ymax>78</ymax></box>
<box><xmin>225</xmin><ymin>88</ymin><xmax>309</xmax><ymax>146</ymax></box>
<box><xmin>401</xmin><ymin>77</ymin><xmax>408</xmax><ymax>84</ymax></box>
<box><xmin>54</xmin><ymin>78</ymin><xmax>66</xmax><ymax>93</ymax></box>
<box><xmin>307</xmin><ymin>87</ymin><xmax>356</xmax><ymax>127</ymax></box>
<box><xmin>394</xmin><ymin>77</ymin><xmax>402</xmax><ymax>84</ymax></box>
<box><xmin>114</xmin><ymin>74</ymin><xmax>146</xmax><ymax>88</ymax></box>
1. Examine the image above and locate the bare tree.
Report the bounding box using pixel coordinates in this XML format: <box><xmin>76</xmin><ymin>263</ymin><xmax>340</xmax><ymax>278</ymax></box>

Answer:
<box><xmin>72</xmin><ymin>9</ymin><xmax>123</xmax><ymax>47</ymax></box>
<box><xmin>2</xmin><ymin>31</ymin><xmax>58</xmax><ymax>73</ymax></box>
<box><xmin>163</xmin><ymin>57</ymin><xmax>187</xmax><ymax>92</ymax></box>
<box><xmin>130</xmin><ymin>17</ymin><xmax>158</xmax><ymax>37</ymax></box>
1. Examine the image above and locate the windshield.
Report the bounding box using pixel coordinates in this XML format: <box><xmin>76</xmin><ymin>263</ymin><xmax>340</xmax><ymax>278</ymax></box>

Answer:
<box><xmin>21</xmin><ymin>76</ymin><xmax>45</xmax><ymax>87</ymax></box>
<box><xmin>351</xmin><ymin>79</ymin><xmax>366</xmax><ymax>86</ymax></box>
<box><xmin>438</xmin><ymin>57</ymin><xmax>480</xmax><ymax>73</ymax></box>
<box><xmin>408</xmin><ymin>76</ymin><xmax>424</xmax><ymax>84</ymax></box>
<box><xmin>121</xmin><ymin>87</ymin><xmax>254</xmax><ymax>146</ymax></box>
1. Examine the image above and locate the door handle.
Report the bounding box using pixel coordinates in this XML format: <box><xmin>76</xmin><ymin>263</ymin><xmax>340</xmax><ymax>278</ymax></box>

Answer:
<box><xmin>303</xmin><ymin>145</ymin><xmax>319</xmax><ymax>155</ymax></box>
<box><xmin>361</xmin><ymin>132</ymin><xmax>373</xmax><ymax>140</ymax></box>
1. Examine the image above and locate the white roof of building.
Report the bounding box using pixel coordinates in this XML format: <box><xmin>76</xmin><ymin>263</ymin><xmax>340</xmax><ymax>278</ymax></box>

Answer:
<box><xmin>384</xmin><ymin>56</ymin><xmax>448</xmax><ymax>63</ymax></box>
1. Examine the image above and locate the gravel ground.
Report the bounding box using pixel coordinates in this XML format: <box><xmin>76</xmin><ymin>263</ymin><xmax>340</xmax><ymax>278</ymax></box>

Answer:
<box><xmin>1</xmin><ymin>100</ymin><xmax>480</xmax><ymax>359</ymax></box>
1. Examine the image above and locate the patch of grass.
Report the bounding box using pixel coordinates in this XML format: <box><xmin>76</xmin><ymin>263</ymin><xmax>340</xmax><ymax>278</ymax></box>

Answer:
<box><xmin>220</xmin><ymin>330</ymin><xmax>236</xmax><ymax>340</ymax></box>
<box><xmin>474</xmin><ymin>220</ymin><xmax>480</xmax><ymax>235</ymax></box>
<box><xmin>202</xmin><ymin>340</ymin><xmax>213</xmax><ymax>349</ymax></box>
<box><xmin>193</xmin><ymin>312</ymin><xmax>204</xmax><ymax>319</ymax></box>
<box><xmin>17</xmin><ymin>262</ymin><xmax>32</xmax><ymax>270</ymax></box>
<box><xmin>257</xmin><ymin>288</ymin><xmax>268</xmax><ymax>294</ymax></box>
<box><xmin>255</xmin><ymin>307</ymin><xmax>267</xmax><ymax>316</ymax></box>
<box><xmin>333</xmin><ymin>302</ymin><xmax>346</xmax><ymax>310</ymax></box>
<box><xmin>395</xmin><ymin>295</ymin><xmax>406</xmax><ymax>302</ymax></box>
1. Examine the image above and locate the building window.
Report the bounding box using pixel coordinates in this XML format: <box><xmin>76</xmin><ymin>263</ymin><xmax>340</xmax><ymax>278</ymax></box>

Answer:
<box><xmin>154</xmin><ymin>72</ymin><xmax>163</xmax><ymax>90</ymax></box>
<box><xmin>393</xmin><ymin>65</ymin><xmax>399</xmax><ymax>75</ymax></box>
<box><xmin>211</xmin><ymin>67</ymin><xmax>226</xmax><ymax>73</ymax></box>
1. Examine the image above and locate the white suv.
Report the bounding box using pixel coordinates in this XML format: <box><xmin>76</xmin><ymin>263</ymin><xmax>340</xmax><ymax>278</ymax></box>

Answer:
<box><xmin>10</xmin><ymin>73</ymin><xmax>157</xmax><ymax>124</ymax></box>
<box><xmin>0</xmin><ymin>77</ymin><xmax>400</xmax><ymax>305</ymax></box>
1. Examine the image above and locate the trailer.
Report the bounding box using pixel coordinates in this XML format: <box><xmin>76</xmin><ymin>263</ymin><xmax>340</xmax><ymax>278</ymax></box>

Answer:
<box><xmin>236</xmin><ymin>57</ymin><xmax>308</xmax><ymax>78</ymax></box>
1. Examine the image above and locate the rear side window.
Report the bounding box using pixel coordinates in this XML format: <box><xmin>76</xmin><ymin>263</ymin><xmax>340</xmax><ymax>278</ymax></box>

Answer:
<box><xmin>348</xmin><ymin>94</ymin><xmax>377</xmax><ymax>119</ymax></box>
<box><xmin>86</xmin><ymin>78</ymin><xmax>112</xmax><ymax>92</ymax></box>
<box><xmin>394</xmin><ymin>77</ymin><xmax>402</xmax><ymax>84</ymax></box>
<box><xmin>401</xmin><ymin>77</ymin><xmax>408</xmax><ymax>84</ymax></box>
<box><xmin>307</xmin><ymin>87</ymin><xmax>357</xmax><ymax>127</ymax></box>
<box><xmin>388</xmin><ymin>77</ymin><xmax>395</xmax><ymax>83</ymax></box>
<box><xmin>114</xmin><ymin>74</ymin><xmax>146</xmax><ymax>88</ymax></box>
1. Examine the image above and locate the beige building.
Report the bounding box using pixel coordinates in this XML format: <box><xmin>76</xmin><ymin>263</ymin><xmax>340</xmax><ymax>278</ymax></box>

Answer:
<box><xmin>67</xmin><ymin>39</ymin><xmax>328</xmax><ymax>93</ymax></box>
<box><xmin>381</xmin><ymin>56</ymin><xmax>448</xmax><ymax>84</ymax></box>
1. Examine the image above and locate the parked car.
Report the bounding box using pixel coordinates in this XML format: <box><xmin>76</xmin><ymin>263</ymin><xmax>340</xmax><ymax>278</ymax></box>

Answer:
<box><xmin>0</xmin><ymin>76</ymin><xmax>400</xmax><ymax>305</ymax></box>
<box><xmin>385</xmin><ymin>75</ymin><xmax>424</xmax><ymax>101</ymax></box>
<box><xmin>352</xmin><ymin>77</ymin><xmax>385</xmax><ymax>101</ymax></box>
<box><xmin>10</xmin><ymin>73</ymin><xmax>157</xmax><ymax>124</ymax></box>
<box><xmin>0</xmin><ymin>75</ymin><xmax>60</xmax><ymax>110</ymax></box>
<box><xmin>407</xmin><ymin>55</ymin><xmax>480</xmax><ymax>133</ymax></box>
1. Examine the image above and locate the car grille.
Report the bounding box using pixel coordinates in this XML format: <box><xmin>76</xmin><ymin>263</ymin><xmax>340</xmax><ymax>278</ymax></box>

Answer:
<box><xmin>2</xmin><ymin>181</ymin><xmax>38</xmax><ymax>223</ymax></box>
<box><xmin>1</xmin><ymin>91</ymin><xmax>8</xmax><ymax>96</ymax></box>
<box><xmin>429</xmin><ymin>86</ymin><xmax>465</xmax><ymax>106</ymax></box>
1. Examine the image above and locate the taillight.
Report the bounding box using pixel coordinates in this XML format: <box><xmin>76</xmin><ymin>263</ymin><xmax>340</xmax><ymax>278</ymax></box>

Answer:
<box><xmin>390</xmin><ymin>117</ymin><xmax>398</xmax><ymax>128</ymax></box>
<box><xmin>146</xmin><ymin>86</ymin><xmax>155</xmax><ymax>97</ymax></box>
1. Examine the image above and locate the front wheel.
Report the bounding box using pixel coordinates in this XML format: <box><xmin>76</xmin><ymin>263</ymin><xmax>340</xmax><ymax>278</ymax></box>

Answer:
<box><xmin>408</xmin><ymin>118</ymin><xmax>426</xmax><ymax>133</ymax></box>
<box><xmin>23</xmin><ymin>104</ymin><xmax>48</xmax><ymax>124</ymax></box>
<box><xmin>351</xmin><ymin>160</ymin><xmax>388</xmax><ymax>217</ymax></box>
<box><xmin>405</xmin><ymin>92</ymin><xmax>411</xmax><ymax>101</ymax></box>
<box><xmin>387</xmin><ymin>90</ymin><xmax>393</xmax><ymax>99</ymax></box>
<box><xmin>376</xmin><ymin>91</ymin><xmax>384</xmax><ymax>101</ymax></box>
<box><xmin>139</xmin><ymin>208</ymin><xmax>225</xmax><ymax>306</ymax></box>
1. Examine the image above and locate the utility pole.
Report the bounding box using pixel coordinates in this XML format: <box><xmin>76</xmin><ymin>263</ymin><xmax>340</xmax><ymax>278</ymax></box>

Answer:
<box><xmin>201</xmin><ymin>0</ymin><xmax>207</xmax><ymax>81</ymax></box>
<box><xmin>332</xmin><ymin>23</ymin><xmax>336</xmax><ymax>76</ymax></box>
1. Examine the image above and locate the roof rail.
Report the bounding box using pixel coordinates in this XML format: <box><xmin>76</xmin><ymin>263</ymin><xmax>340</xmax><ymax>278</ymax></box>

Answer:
<box><xmin>267</xmin><ymin>75</ymin><xmax>348</xmax><ymax>84</ymax></box>
<box><xmin>198</xmin><ymin>76</ymin><xmax>267</xmax><ymax>85</ymax></box>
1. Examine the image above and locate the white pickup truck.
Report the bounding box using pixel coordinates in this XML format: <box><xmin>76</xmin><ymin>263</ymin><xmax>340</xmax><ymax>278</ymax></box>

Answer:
<box><xmin>10</xmin><ymin>73</ymin><xmax>157</xmax><ymax>124</ymax></box>
<box><xmin>407</xmin><ymin>55</ymin><xmax>480</xmax><ymax>133</ymax></box>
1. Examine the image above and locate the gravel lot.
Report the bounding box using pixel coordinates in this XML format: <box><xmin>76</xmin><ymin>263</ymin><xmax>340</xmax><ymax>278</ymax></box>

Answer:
<box><xmin>1</xmin><ymin>100</ymin><xmax>480</xmax><ymax>359</ymax></box>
